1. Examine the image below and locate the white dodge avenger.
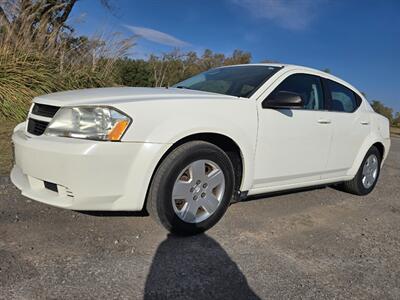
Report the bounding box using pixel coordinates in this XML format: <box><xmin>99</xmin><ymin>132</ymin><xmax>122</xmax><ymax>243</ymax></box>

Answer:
<box><xmin>11</xmin><ymin>64</ymin><xmax>391</xmax><ymax>235</ymax></box>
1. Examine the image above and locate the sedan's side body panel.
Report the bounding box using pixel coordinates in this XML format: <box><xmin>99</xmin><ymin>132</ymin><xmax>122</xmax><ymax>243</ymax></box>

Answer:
<box><xmin>252</xmin><ymin>68</ymin><xmax>333</xmax><ymax>192</ymax></box>
<box><xmin>346</xmin><ymin>112</ymin><xmax>391</xmax><ymax>177</ymax></box>
<box><xmin>321</xmin><ymin>102</ymin><xmax>372</xmax><ymax>179</ymax></box>
<box><xmin>254</xmin><ymin>110</ymin><xmax>332</xmax><ymax>189</ymax></box>
<box><xmin>98</xmin><ymin>97</ymin><xmax>258</xmax><ymax>192</ymax></box>
<box><xmin>249</xmin><ymin>66</ymin><xmax>388</xmax><ymax>195</ymax></box>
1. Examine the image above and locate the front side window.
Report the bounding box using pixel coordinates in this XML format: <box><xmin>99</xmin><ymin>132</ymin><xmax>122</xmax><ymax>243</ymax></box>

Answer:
<box><xmin>173</xmin><ymin>65</ymin><xmax>280</xmax><ymax>98</ymax></box>
<box><xmin>267</xmin><ymin>73</ymin><xmax>324</xmax><ymax>110</ymax></box>
<box><xmin>327</xmin><ymin>80</ymin><xmax>358</xmax><ymax>112</ymax></box>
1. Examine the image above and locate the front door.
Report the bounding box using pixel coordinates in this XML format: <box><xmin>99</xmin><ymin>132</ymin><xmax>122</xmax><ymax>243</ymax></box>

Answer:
<box><xmin>253</xmin><ymin>73</ymin><xmax>332</xmax><ymax>191</ymax></box>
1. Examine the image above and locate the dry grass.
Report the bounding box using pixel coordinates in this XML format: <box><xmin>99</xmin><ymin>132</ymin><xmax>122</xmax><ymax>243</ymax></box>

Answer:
<box><xmin>0</xmin><ymin>2</ymin><xmax>134</xmax><ymax>121</ymax></box>
<box><xmin>0</xmin><ymin>2</ymin><xmax>135</xmax><ymax>173</ymax></box>
<box><xmin>0</xmin><ymin>119</ymin><xmax>17</xmax><ymax>176</ymax></box>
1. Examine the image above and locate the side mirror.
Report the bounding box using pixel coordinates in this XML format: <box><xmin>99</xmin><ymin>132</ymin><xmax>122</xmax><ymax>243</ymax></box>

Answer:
<box><xmin>262</xmin><ymin>91</ymin><xmax>304</xmax><ymax>109</ymax></box>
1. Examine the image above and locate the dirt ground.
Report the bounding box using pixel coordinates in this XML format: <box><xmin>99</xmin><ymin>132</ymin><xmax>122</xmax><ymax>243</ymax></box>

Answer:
<box><xmin>0</xmin><ymin>138</ymin><xmax>399</xmax><ymax>299</ymax></box>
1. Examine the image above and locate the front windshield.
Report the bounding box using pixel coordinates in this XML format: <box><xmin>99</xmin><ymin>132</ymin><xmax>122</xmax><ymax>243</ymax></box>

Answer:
<box><xmin>173</xmin><ymin>65</ymin><xmax>281</xmax><ymax>98</ymax></box>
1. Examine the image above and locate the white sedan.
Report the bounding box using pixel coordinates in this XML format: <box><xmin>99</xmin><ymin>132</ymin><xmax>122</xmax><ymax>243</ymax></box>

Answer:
<box><xmin>11</xmin><ymin>64</ymin><xmax>391</xmax><ymax>235</ymax></box>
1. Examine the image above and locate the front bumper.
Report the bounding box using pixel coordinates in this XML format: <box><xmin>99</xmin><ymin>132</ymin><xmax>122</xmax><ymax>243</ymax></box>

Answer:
<box><xmin>11</xmin><ymin>125</ymin><xmax>170</xmax><ymax>211</ymax></box>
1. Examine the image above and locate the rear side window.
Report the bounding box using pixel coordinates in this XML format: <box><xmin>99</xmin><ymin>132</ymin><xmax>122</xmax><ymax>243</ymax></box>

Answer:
<box><xmin>268</xmin><ymin>74</ymin><xmax>324</xmax><ymax>110</ymax></box>
<box><xmin>327</xmin><ymin>80</ymin><xmax>359</xmax><ymax>112</ymax></box>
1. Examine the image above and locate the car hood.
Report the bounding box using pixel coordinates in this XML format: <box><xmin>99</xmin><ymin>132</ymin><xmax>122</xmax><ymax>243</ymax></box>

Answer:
<box><xmin>33</xmin><ymin>87</ymin><xmax>237</xmax><ymax>106</ymax></box>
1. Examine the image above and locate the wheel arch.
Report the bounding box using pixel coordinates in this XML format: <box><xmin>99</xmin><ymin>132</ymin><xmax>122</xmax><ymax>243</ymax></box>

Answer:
<box><xmin>347</xmin><ymin>136</ymin><xmax>387</xmax><ymax>177</ymax></box>
<box><xmin>172</xmin><ymin>133</ymin><xmax>244</xmax><ymax>190</ymax></box>
<box><xmin>372</xmin><ymin>141</ymin><xmax>385</xmax><ymax>160</ymax></box>
<box><xmin>143</xmin><ymin>132</ymin><xmax>248</xmax><ymax>211</ymax></box>
<box><xmin>163</xmin><ymin>132</ymin><xmax>245</xmax><ymax>188</ymax></box>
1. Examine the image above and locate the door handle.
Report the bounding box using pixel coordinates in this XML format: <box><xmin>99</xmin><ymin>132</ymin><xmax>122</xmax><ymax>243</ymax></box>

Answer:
<box><xmin>361</xmin><ymin>121</ymin><xmax>370</xmax><ymax>125</ymax></box>
<box><xmin>317</xmin><ymin>119</ymin><xmax>331</xmax><ymax>124</ymax></box>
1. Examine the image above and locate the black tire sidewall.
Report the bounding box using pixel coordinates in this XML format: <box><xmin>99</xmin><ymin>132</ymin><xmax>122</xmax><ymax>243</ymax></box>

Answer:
<box><xmin>154</xmin><ymin>142</ymin><xmax>235</xmax><ymax>235</ymax></box>
<box><xmin>355</xmin><ymin>146</ymin><xmax>381</xmax><ymax>195</ymax></box>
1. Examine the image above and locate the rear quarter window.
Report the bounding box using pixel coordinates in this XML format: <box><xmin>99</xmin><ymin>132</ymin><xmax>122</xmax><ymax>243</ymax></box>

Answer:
<box><xmin>326</xmin><ymin>79</ymin><xmax>360</xmax><ymax>112</ymax></box>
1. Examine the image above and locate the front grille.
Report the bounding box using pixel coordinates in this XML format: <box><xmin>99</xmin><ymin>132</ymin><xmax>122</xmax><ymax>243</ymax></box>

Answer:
<box><xmin>32</xmin><ymin>103</ymin><xmax>60</xmax><ymax>118</ymax></box>
<box><xmin>27</xmin><ymin>118</ymin><xmax>48</xmax><ymax>135</ymax></box>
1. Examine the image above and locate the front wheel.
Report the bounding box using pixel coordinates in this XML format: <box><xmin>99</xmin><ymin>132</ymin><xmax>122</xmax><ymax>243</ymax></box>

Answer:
<box><xmin>147</xmin><ymin>141</ymin><xmax>235</xmax><ymax>235</ymax></box>
<box><xmin>341</xmin><ymin>146</ymin><xmax>381</xmax><ymax>195</ymax></box>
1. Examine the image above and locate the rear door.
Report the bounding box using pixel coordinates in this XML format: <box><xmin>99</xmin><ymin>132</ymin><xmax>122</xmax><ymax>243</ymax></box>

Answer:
<box><xmin>253</xmin><ymin>72</ymin><xmax>333</xmax><ymax>190</ymax></box>
<box><xmin>321</xmin><ymin>79</ymin><xmax>371</xmax><ymax>178</ymax></box>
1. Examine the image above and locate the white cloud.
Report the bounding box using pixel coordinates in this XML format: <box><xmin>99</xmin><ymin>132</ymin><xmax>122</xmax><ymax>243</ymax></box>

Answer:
<box><xmin>230</xmin><ymin>0</ymin><xmax>325</xmax><ymax>30</ymax></box>
<box><xmin>124</xmin><ymin>25</ymin><xmax>190</xmax><ymax>47</ymax></box>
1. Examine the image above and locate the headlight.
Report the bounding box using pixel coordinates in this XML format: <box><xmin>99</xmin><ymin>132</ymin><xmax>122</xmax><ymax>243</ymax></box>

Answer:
<box><xmin>45</xmin><ymin>106</ymin><xmax>131</xmax><ymax>141</ymax></box>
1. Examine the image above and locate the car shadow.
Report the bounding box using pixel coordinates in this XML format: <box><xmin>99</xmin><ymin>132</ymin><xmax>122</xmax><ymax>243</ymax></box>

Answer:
<box><xmin>144</xmin><ymin>233</ymin><xmax>260</xmax><ymax>300</ymax></box>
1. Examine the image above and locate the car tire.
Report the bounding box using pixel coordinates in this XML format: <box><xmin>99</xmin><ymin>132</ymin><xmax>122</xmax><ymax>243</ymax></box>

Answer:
<box><xmin>341</xmin><ymin>146</ymin><xmax>381</xmax><ymax>195</ymax></box>
<box><xmin>146</xmin><ymin>141</ymin><xmax>235</xmax><ymax>235</ymax></box>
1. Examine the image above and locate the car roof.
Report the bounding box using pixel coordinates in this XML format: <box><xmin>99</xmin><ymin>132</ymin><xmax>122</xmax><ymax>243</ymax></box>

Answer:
<box><xmin>219</xmin><ymin>63</ymin><xmax>364</xmax><ymax>99</ymax></box>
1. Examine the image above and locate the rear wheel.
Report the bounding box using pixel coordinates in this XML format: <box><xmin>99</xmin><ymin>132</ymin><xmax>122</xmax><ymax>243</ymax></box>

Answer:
<box><xmin>147</xmin><ymin>141</ymin><xmax>235</xmax><ymax>235</ymax></box>
<box><xmin>341</xmin><ymin>146</ymin><xmax>381</xmax><ymax>195</ymax></box>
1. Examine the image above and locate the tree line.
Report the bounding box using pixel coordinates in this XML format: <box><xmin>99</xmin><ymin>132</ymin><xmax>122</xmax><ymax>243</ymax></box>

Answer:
<box><xmin>114</xmin><ymin>49</ymin><xmax>251</xmax><ymax>88</ymax></box>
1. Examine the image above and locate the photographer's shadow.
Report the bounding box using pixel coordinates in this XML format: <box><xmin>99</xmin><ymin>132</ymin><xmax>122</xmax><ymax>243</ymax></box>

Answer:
<box><xmin>144</xmin><ymin>233</ymin><xmax>260</xmax><ymax>300</ymax></box>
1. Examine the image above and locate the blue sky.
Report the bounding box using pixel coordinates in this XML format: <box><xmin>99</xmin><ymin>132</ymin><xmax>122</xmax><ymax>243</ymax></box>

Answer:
<box><xmin>70</xmin><ymin>0</ymin><xmax>400</xmax><ymax>112</ymax></box>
